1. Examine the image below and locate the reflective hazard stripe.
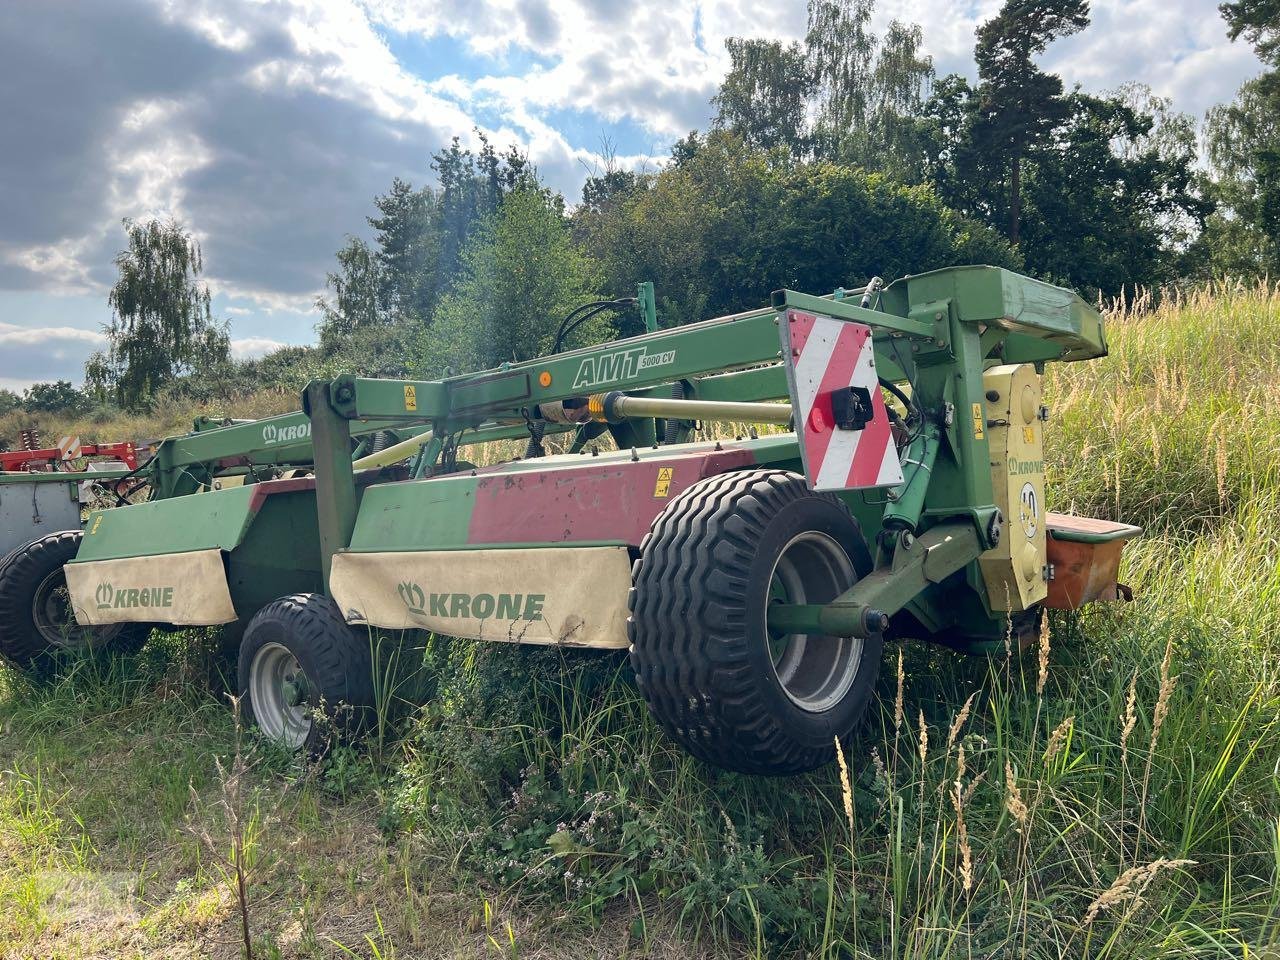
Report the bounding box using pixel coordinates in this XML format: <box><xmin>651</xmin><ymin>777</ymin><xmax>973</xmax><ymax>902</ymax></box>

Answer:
<box><xmin>783</xmin><ymin>310</ymin><xmax>903</xmax><ymax>492</ymax></box>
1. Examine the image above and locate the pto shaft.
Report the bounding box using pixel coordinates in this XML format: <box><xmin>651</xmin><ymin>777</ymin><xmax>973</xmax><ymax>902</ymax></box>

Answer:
<box><xmin>590</xmin><ymin>391</ymin><xmax>793</xmax><ymax>427</ymax></box>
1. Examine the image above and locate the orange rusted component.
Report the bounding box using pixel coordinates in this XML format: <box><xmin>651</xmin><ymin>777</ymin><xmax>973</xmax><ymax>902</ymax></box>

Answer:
<box><xmin>1044</xmin><ymin>512</ymin><xmax>1142</xmax><ymax>609</ymax></box>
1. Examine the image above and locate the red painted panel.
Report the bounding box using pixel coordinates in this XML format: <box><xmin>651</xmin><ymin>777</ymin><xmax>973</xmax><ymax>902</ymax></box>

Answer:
<box><xmin>466</xmin><ymin>448</ymin><xmax>756</xmax><ymax>546</ymax></box>
<box><xmin>247</xmin><ymin>476</ymin><xmax>316</xmax><ymax>514</ymax></box>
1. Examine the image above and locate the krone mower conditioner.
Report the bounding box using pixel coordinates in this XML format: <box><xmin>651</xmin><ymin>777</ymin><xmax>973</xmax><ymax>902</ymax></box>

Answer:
<box><xmin>1</xmin><ymin>267</ymin><xmax>1140</xmax><ymax>774</ymax></box>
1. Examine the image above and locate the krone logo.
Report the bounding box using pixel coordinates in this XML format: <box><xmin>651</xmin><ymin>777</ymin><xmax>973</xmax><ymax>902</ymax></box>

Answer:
<box><xmin>397</xmin><ymin>581</ymin><xmax>426</xmax><ymax>614</ymax></box>
<box><xmin>262</xmin><ymin>422</ymin><xmax>310</xmax><ymax>445</ymax></box>
<box><xmin>95</xmin><ymin>581</ymin><xmax>114</xmax><ymax>609</ymax></box>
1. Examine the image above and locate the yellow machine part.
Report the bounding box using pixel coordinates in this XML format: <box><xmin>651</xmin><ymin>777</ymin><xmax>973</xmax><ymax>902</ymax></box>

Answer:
<box><xmin>979</xmin><ymin>363</ymin><xmax>1049</xmax><ymax>611</ymax></box>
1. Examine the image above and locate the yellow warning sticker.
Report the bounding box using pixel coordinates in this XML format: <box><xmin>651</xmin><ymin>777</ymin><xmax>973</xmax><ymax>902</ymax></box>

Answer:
<box><xmin>1023</xmin><ymin>425</ymin><xmax>1035</xmax><ymax>444</ymax></box>
<box><xmin>404</xmin><ymin>384</ymin><xmax>417</xmax><ymax>412</ymax></box>
<box><xmin>654</xmin><ymin>467</ymin><xmax>673</xmax><ymax>497</ymax></box>
<box><xmin>971</xmin><ymin>402</ymin><xmax>985</xmax><ymax>440</ymax></box>
<box><xmin>89</xmin><ymin>514</ymin><xmax>103</xmax><ymax>536</ymax></box>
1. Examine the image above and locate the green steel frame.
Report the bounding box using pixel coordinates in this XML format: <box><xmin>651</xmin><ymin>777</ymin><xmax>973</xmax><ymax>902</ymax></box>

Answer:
<box><xmin>297</xmin><ymin>265</ymin><xmax>1105</xmax><ymax>638</ymax></box>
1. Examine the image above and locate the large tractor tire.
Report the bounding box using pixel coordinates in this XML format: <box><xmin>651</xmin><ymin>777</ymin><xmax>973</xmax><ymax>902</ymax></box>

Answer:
<box><xmin>629</xmin><ymin>469</ymin><xmax>880</xmax><ymax>775</ymax></box>
<box><xmin>238</xmin><ymin>593</ymin><xmax>375</xmax><ymax>752</ymax></box>
<box><xmin>0</xmin><ymin>531</ymin><xmax>151</xmax><ymax>672</ymax></box>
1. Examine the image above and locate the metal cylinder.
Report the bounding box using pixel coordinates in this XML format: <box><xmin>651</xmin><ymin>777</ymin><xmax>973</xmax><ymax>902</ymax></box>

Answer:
<box><xmin>593</xmin><ymin>392</ymin><xmax>793</xmax><ymax>427</ymax></box>
<box><xmin>352</xmin><ymin>430</ymin><xmax>433</xmax><ymax>470</ymax></box>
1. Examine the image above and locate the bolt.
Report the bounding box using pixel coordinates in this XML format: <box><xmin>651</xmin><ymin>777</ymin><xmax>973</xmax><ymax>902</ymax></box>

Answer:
<box><xmin>335</xmin><ymin>384</ymin><xmax>354</xmax><ymax>403</ymax></box>
<box><xmin>934</xmin><ymin>311</ymin><xmax>943</xmax><ymax>321</ymax></box>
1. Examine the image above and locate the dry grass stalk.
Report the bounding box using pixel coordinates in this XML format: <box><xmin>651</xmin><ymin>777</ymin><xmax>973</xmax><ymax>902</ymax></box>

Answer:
<box><xmin>835</xmin><ymin>736</ymin><xmax>855</xmax><ymax>837</ymax></box>
<box><xmin>1216</xmin><ymin>433</ymin><xmax>1229</xmax><ymax>508</ymax></box>
<box><xmin>1036</xmin><ymin>615</ymin><xmax>1051</xmax><ymax>698</ymax></box>
<box><xmin>947</xmin><ymin>693</ymin><xmax>977</xmax><ymax>750</ymax></box>
<box><xmin>870</xmin><ymin>747</ymin><xmax>888</xmax><ymax>791</ymax></box>
<box><xmin>1120</xmin><ymin>670</ymin><xmax>1139</xmax><ymax>767</ymax></box>
<box><xmin>917</xmin><ymin>710</ymin><xmax>929</xmax><ymax>764</ymax></box>
<box><xmin>186</xmin><ymin>696</ymin><xmax>259</xmax><ymax>960</ymax></box>
<box><xmin>951</xmin><ymin>744</ymin><xmax>974</xmax><ymax>895</ymax></box>
<box><xmin>1150</xmin><ymin>639</ymin><xmax>1178</xmax><ymax>754</ymax></box>
<box><xmin>1045</xmin><ymin>716</ymin><xmax>1074</xmax><ymax>765</ymax></box>
<box><xmin>1005</xmin><ymin>762</ymin><xmax>1029</xmax><ymax>827</ymax></box>
<box><xmin>1082</xmin><ymin>858</ymin><xmax>1196</xmax><ymax>925</ymax></box>
<box><xmin>1138</xmin><ymin>640</ymin><xmax>1179</xmax><ymax>852</ymax></box>
<box><xmin>894</xmin><ymin>649</ymin><xmax>905</xmax><ymax>735</ymax></box>
<box><xmin>1150</xmin><ymin>425</ymin><xmax>1161</xmax><ymax>468</ymax></box>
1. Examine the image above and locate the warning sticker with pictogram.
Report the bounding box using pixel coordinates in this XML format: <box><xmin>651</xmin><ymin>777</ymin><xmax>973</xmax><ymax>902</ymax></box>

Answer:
<box><xmin>779</xmin><ymin>309</ymin><xmax>903</xmax><ymax>492</ymax></box>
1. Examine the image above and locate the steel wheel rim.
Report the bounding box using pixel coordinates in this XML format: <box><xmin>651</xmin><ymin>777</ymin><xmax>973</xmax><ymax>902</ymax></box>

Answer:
<box><xmin>32</xmin><ymin>568</ymin><xmax>121</xmax><ymax>650</ymax></box>
<box><xmin>766</xmin><ymin>531</ymin><xmax>862</xmax><ymax>713</ymax></box>
<box><xmin>249</xmin><ymin>642</ymin><xmax>312</xmax><ymax>749</ymax></box>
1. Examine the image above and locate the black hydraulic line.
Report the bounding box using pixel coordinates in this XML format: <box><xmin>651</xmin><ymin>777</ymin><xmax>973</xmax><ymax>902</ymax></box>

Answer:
<box><xmin>552</xmin><ymin>298</ymin><xmax>636</xmax><ymax>353</ymax></box>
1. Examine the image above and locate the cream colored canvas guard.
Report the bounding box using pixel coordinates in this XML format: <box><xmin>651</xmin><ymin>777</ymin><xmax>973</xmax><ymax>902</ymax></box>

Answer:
<box><xmin>331</xmin><ymin>545</ymin><xmax>632</xmax><ymax>649</ymax></box>
<box><xmin>66</xmin><ymin>549</ymin><xmax>237</xmax><ymax>626</ymax></box>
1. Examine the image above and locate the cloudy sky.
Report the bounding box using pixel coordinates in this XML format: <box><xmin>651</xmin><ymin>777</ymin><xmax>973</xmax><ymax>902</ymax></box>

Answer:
<box><xmin>0</xmin><ymin>0</ymin><xmax>1262</xmax><ymax>392</ymax></box>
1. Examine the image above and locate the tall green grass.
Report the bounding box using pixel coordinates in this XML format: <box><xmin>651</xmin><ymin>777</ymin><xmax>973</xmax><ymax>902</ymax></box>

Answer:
<box><xmin>379</xmin><ymin>283</ymin><xmax>1280</xmax><ymax>956</ymax></box>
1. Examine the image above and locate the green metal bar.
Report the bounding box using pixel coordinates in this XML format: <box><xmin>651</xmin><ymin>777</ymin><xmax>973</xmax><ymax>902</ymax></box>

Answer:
<box><xmin>304</xmin><ymin>381</ymin><xmax>359</xmax><ymax>592</ymax></box>
<box><xmin>637</xmin><ymin>281</ymin><xmax>657</xmax><ymax>333</ymax></box>
<box><xmin>767</xmin><ymin>522</ymin><xmax>983</xmax><ymax>637</ymax></box>
<box><xmin>881</xmin><ymin>420</ymin><xmax>941</xmax><ymax>532</ymax></box>
<box><xmin>770</xmin><ymin>289</ymin><xmax>936</xmax><ymax>338</ymax></box>
<box><xmin>328</xmin><ymin>308</ymin><xmax>788</xmax><ymax>423</ymax></box>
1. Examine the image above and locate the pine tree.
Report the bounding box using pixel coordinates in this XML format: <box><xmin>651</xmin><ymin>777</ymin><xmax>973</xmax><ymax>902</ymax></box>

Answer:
<box><xmin>971</xmin><ymin>0</ymin><xmax>1090</xmax><ymax>245</ymax></box>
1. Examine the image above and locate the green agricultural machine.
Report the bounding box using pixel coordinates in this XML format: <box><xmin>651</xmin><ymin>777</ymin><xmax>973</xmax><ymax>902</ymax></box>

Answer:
<box><xmin>0</xmin><ymin>266</ymin><xmax>1140</xmax><ymax>774</ymax></box>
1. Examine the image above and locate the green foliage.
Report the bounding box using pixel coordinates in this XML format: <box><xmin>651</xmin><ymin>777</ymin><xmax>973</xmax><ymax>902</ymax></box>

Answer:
<box><xmin>713</xmin><ymin>38</ymin><xmax>813</xmax><ymax>155</ymax></box>
<box><xmin>415</xmin><ymin>185</ymin><xmax>604</xmax><ymax>376</ymax></box>
<box><xmin>1020</xmin><ymin>92</ymin><xmax>1212</xmax><ymax>296</ymax></box>
<box><xmin>970</xmin><ymin>0</ymin><xmax>1090</xmax><ymax>245</ymax></box>
<box><xmin>87</xmin><ymin>218</ymin><xmax>230</xmax><ymax>409</ymax></box>
<box><xmin>576</xmin><ymin>132</ymin><xmax>1018</xmax><ymax>327</ymax></box>
<box><xmin>1203</xmin><ymin>77</ymin><xmax>1280</xmax><ymax>278</ymax></box>
<box><xmin>1220</xmin><ymin>0</ymin><xmax>1280</xmax><ymax>64</ymax></box>
<box><xmin>712</xmin><ymin>0</ymin><xmax>933</xmax><ymax>176</ymax></box>
<box><xmin>21</xmin><ymin>380</ymin><xmax>90</xmax><ymax>415</ymax></box>
<box><xmin>0</xmin><ymin>389</ymin><xmax>20</xmax><ymax>417</ymax></box>
<box><xmin>316</xmin><ymin>236</ymin><xmax>389</xmax><ymax>350</ymax></box>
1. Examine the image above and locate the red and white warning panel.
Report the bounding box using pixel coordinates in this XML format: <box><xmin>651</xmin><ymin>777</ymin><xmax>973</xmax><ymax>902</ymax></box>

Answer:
<box><xmin>779</xmin><ymin>310</ymin><xmax>903</xmax><ymax>492</ymax></box>
<box><xmin>57</xmin><ymin>435</ymin><xmax>82</xmax><ymax>461</ymax></box>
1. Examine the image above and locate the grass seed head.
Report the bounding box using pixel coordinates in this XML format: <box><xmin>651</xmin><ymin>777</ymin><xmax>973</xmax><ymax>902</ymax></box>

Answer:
<box><xmin>1045</xmin><ymin>716</ymin><xmax>1074</xmax><ymax>765</ymax></box>
<box><xmin>1005</xmin><ymin>761</ymin><xmax>1029</xmax><ymax>827</ymax></box>
<box><xmin>947</xmin><ymin>692</ymin><xmax>977</xmax><ymax>751</ymax></box>
<box><xmin>1036</xmin><ymin>615</ymin><xmax>1051</xmax><ymax>698</ymax></box>
<box><xmin>1120</xmin><ymin>669</ymin><xmax>1138</xmax><ymax>765</ymax></box>
<box><xmin>1083</xmin><ymin>858</ymin><xmax>1196</xmax><ymax>925</ymax></box>
<box><xmin>834</xmin><ymin>736</ymin><xmax>854</xmax><ymax>835</ymax></box>
<box><xmin>894</xmin><ymin>649</ymin><xmax>905</xmax><ymax>735</ymax></box>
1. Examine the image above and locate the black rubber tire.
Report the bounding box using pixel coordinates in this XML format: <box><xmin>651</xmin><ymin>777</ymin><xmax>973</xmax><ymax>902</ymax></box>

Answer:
<box><xmin>628</xmin><ymin>469</ymin><xmax>880</xmax><ymax>775</ymax></box>
<box><xmin>0</xmin><ymin>530</ymin><xmax>150</xmax><ymax>672</ymax></box>
<box><xmin>237</xmin><ymin>593</ymin><xmax>375</xmax><ymax>753</ymax></box>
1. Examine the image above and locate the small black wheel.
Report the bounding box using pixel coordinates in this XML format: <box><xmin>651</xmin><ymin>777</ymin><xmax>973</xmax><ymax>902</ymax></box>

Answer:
<box><xmin>237</xmin><ymin>593</ymin><xmax>375</xmax><ymax>751</ymax></box>
<box><xmin>0</xmin><ymin>531</ymin><xmax>150</xmax><ymax>672</ymax></box>
<box><xmin>629</xmin><ymin>469</ymin><xmax>880</xmax><ymax>775</ymax></box>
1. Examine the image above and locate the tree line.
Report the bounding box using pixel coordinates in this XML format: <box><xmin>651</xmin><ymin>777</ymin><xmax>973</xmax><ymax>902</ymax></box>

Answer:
<box><xmin>2</xmin><ymin>0</ymin><xmax>1271</xmax><ymax>431</ymax></box>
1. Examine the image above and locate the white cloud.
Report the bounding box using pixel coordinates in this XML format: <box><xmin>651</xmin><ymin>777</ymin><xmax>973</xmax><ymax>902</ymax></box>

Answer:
<box><xmin>0</xmin><ymin>322</ymin><xmax>107</xmax><ymax>390</ymax></box>
<box><xmin>0</xmin><ymin>0</ymin><xmax>1264</xmax><ymax>369</ymax></box>
<box><xmin>230</xmin><ymin>336</ymin><xmax>288</xmax><ymax>359</ymax></box>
